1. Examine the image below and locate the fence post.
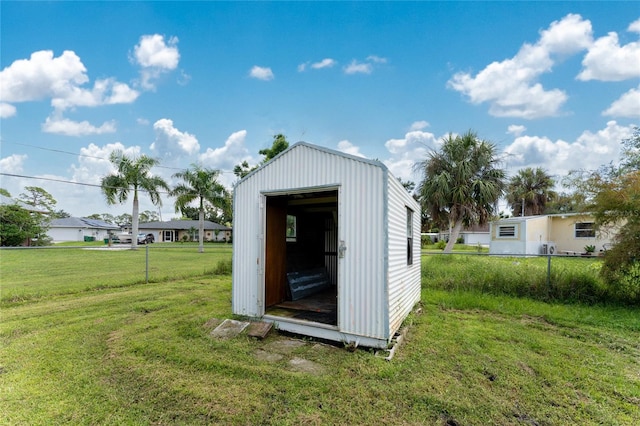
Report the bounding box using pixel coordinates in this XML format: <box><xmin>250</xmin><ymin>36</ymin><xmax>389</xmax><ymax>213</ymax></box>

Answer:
<box><xmin>546</xmin><ymin>254</ymin><xmax>551</xmax><ymax>296</ymax></box>
<box><xmin>146</xmin><ymin>244</ymin><xmax>149</xmax><ymax>283</ymax></box>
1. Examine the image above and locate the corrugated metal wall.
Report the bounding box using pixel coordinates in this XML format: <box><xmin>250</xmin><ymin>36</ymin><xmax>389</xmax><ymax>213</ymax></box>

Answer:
<box><xmin>232</xmin><ymin>143</ymin><xmax>415</xmax><ymax>341</ymax></box>
<box><xmin>386</xmin><ymin>175</ymin><xmax>422</xmax><ymax>335</ymax></box>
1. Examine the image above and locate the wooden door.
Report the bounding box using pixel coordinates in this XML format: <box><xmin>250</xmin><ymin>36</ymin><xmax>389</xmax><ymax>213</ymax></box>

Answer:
<box><xmin>265</xmin><ymin>196</ymin><xmax>287</xmax><ymax>307</ymax></box>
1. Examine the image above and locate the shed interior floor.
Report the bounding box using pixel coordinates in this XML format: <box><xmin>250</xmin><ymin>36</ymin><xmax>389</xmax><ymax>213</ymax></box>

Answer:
<box><xmin>266</xmin><ymin>288</ymin><xmax>337</xmax><ymax>326</ymax></box>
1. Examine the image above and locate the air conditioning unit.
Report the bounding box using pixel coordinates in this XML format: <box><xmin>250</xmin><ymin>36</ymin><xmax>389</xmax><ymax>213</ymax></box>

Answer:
<box><xmin>540</xmin><ymin>242</ymin><xmax>557</xmax><ymax>255</ymax></box>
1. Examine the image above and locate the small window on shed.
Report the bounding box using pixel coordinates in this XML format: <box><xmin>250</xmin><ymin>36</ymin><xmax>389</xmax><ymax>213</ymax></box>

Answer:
<box><xmin>407</xmin><ymin>208</ymin><xmax>414</xmax><ymax>265</ymax></box>
<box><xmin>498</xmin><ymin>225</ymin><xmax>516</xmax><ymax>238</ymax></box>
<box><xmin>575</xmin><ymin>222</ymin><xmax>595</xmax><ymax>238</ymax></box>
<box><xmin>286</xmin><ymin>215</ymin><xmax>297</xmax><ymax>242</ymax></box>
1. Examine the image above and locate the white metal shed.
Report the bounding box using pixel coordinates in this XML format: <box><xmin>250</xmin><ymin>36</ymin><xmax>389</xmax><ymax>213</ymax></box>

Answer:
<box><xmin>232</xmin><ymin>142</ymin><xmax>421</xmax><ymax>349</ymax></box>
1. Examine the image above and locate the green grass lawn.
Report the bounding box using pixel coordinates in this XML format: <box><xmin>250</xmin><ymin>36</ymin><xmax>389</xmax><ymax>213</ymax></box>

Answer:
<box><xmin>1</xmin><ymin>251</ymin><xmax>638</xmax><ymax>424</ymax></box>
<box><xmin>0</xmin><ymin>244</ymin><xmax>232</xmax><ymax>303</ymax></box>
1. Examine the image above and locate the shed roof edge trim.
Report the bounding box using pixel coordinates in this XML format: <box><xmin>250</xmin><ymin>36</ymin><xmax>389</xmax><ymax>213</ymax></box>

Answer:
<box><xmin>233</xmin><ymin>141</ymin><xmax>390</xmax><ymax>188</ymax></box>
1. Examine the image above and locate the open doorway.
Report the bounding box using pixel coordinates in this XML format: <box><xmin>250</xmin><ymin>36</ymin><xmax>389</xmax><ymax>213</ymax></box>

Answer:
<box><xmin>264</xmin><ymin>189</ymin><xmax>338</xmax><ymax>326</ymax></box>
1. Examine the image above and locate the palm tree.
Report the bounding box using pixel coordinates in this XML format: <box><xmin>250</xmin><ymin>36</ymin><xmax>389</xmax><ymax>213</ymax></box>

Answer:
<box><xmin>101</xmin><ymin>150</ymin><xmax>169</xmax><ymax>249</ymax></box>
<box><xmin>506</xmin><ymin>167</ymin><xmax>556</xmax><ymax>216</ymax></box>
<box><xmin>171</xmin><ymin>164</ymin><xmax>228</xmax><ymax>253</ymax></box>
<box><xmin>416</xmin><ymin>131</ymin><xmax>506</xmax><ymax>252</ymax></box>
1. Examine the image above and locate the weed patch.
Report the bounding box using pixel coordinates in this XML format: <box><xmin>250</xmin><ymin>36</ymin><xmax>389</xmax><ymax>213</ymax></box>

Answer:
<box><xmin>422</xmin><ymin>254</ymin><xmax>635</xmax><ymax>305</ymax></box>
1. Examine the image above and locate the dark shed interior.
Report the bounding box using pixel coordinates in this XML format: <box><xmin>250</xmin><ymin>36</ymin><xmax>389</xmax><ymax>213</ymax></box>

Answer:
<box><xmin>264</xmin><ymin>190</ymin><xmax>338</xmax><ymax>325</ymax></box>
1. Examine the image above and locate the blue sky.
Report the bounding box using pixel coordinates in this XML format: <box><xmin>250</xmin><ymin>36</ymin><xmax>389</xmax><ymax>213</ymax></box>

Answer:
<box><xmin>1</xmin><ymin>1</ymin><xmax>639</xmax><ymax>218</ymax></box>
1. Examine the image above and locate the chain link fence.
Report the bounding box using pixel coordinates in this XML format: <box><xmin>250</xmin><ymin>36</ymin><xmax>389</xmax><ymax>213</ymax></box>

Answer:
<box><xmin>1</xmin><ymin>243</ymin><xmax>233</xmax><ymax>303</ymax></box>
<box><xmin>420</xmin><ymin>251</ymin><xmax>609</xmax><ymax>304</ymax></box>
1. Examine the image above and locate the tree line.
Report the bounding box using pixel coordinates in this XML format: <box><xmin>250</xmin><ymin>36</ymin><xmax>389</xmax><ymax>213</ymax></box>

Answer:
<box><xmin>415</xmin><ymin>128</ymin><xmax>638</xmax><ymax>291</ymax></box>
<box><xmin>1</xmin><ymin>129</ymin><xmax>638</xmax><ymax>288</ymax></box>
<box><xmin>0</xmin><ymin>134</ymin><xmax>290</xmax><ymax>252</ymax></box>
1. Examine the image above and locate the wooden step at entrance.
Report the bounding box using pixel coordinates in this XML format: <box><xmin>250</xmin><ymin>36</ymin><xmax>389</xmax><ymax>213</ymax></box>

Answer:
<box><xmin>247</xmin><ymin>321</ymin><xmax>273</xmax><ymax>339</ymax></box>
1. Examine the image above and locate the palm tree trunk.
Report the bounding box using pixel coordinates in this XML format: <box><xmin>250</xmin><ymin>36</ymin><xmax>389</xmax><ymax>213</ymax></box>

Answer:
<box><xmin>131</xmin><ymin>191</ymin><xmax>139</xmax><ymax>249</ymax></box>
<box><xmin>444</xmin><ymin>219</ymin><xmax>463</xmax><ymax>253</ymax></box>
<box><xmin>198</xmin><ymin>208</ymin><xmax>204</xmax><ymax>253</ymax></box>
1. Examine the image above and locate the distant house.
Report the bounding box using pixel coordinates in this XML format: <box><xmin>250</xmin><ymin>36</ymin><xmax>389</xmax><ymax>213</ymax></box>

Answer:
<box><xmin>134</xmin><ymin>220</ymin><xmax>232</xmax><ymax>243</ymax></box>
<box><xmin>439</xmin><ymin>223</ymin><xmax>491</xmax><ymax>246</ymax></box>
<box><xmin>48</xmin><ymin>217</ymin><xmax>119</xmax><ymax>242</ymax></box>
<box><xmin>489</xmin><ymin>213</ymin><xmax>617</xmax><ymax>255</ymax></box>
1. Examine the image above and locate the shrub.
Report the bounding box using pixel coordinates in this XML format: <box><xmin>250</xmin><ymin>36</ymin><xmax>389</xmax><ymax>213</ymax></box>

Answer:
<box><xmin>421</xmin><ymin>235</ymin><xmax>433</xmax><ymax>246</ymax></box>
<box><xmin>600</xmin><ymin>225</ymin><xmax>640</xmax><ymax>302</ymax></box>
<box><xmin>456</xmin><ymin>236</ymin><xmax>464</xmax><ymax>244</ymax></box>
<box><xmin>1</xmin><ymin>205</ymin><xmax>48</xmax><ymax>246</ymax></box>
<box><xmin>209</xmin><ymin>259</ymin><xmax>232</xmax><ymax>275</ymax></box>
<box><xmin>608</xmin><ymin>262</ymin><xmax>640</xmax><ymax>304</ymax></box>
<box><xmin>435</xmin><ymin>240</ymin><xmax>446</xmax><ymax>250</ymax></box>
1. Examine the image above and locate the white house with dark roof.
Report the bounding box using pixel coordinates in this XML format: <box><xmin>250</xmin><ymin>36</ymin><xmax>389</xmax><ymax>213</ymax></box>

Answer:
<box><xmin>135</xmin><ymin>220</ymin><xmax>232</xmax><ymax>243</ymax></box>
<box><xmin>48</xmin><ymin>217</ymin><xmax>120</xmax><ymax>242</ymax></box>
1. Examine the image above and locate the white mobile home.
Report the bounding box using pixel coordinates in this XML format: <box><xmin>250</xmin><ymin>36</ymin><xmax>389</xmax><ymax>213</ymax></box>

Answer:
<box><xmin>489</xmin><ymin>213</ymin><xmax>617</xmax><ymax>255</ymax></box>
<box><xmin>232</xmin><ymin>142</ymin><xmax>421</xmax><ymax>349</ymax></box>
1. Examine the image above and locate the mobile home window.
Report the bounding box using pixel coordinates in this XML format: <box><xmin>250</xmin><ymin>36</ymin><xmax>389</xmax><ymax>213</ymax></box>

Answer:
<box><xmin>407</xmin><ymin>208</ymin><xmax>413</xmax><ymax>265</ymax></box>
<box><xmin>498</xmin><ymin>225</ymin><xmax>516</xmax><ymax>238</ymax></box>
<box><xmin>286</xmin><ymin>215</ymin><xmax>297</xmax><ymax>242</ymax></box>
<box><xmin>575</xmin><ymin>222</ymin><xmax>595</xmax><ymax>238</ymax></box>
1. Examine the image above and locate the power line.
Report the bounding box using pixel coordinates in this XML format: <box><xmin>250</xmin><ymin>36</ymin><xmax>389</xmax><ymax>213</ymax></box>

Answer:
<box><xmin>0</xmin><ymin>172</ymin><xmax>173</xmax><ymax>195</ymax></box>
<box><xmin>0</xmin><ymin>139</ymin><xmax>238</xmax><ymax>174</ymax></box>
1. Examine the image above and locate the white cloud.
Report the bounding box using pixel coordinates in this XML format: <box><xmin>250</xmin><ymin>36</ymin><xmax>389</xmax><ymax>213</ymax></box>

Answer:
<box><xmin>0</xmin><ymin>50</ymin><xmax>88</xmax><ymax>103</ymax></box>
<box><xmin>133</xmin><ymin>34</ymin><xmax>180</xmax><ymax>69</ymax></box>
<box><xmin>603</xmin><ymin>86</ymin><xmax>640</xmax><ymax>118</ymax></box>
<box><xmin>199</xmin><ymin>130</ymin><xmax>248</xmax><ymax>167</ymax></box>
<box><xmin>71</xmin><ymin>142</ymin><xmax>141</xmax><ymax>184</ymax></box>
<box><xmin>150</xmin><ymin>118</ymin><xmax>200</xmax><ymax>157</ymax></box>
<box><xmin>577</xmin><ymin>20</ymin><xmax>640</xmax><ymax>81</ymax></box>
<box><xmin>62</xmin><ymin>142</ymin><xmax>149</xmax><ymax>217</ymax></box>
<box><xmin>0</xmin><ymin>50</ymin><xmax>139</xmax><ymax>113</ymax></box>
<box><xmin>42</xmin><ymin>116</ymin><xmax>116</xmax><ymax>136</ymax></box>
<box><xmin>448</xmin><ymin>14</ymin><xmax>593</xmax><ymax>119</ymax></box>
<box><xmin>199</xmin><ymin>130</ymin><xmax>254</xmax><ymax>186</ymax></box>
<box><xmin>602</xmin><ymin>86</ymin><xmax>640</xmax><ymax>118</ymax></box>
<box><xmin>336</xmin><ymin>140</ymin><xmax>366</xmax><ymax>158</ymax></box>
<box><xmin>504</xmin><ymin>121</ymin><xmax>634</xmax><ymax>176</ymax></box>
<box><xmin>0</xmin><ymin>103</ymin><xmax>16</xmax><ymax>118</ymax></box>
<box><xmin>311</xmin><ymin>58</ymin><xmax>337</xmax><ymax>70</ymax></box>
<box><xmin>344</xmin><ymin>60</ymin><xmax>373</xmax><ymax>75</ymax></box>
<box><xmin>0</xmin><ymin>154</ymin><xmax>27</xmax><ymax>174</ymax></box>
<box><xmin>177</xmin><ymin>69</ymin><xmax>192</xmax><ymax>86</ymax></box>
<box><xmin>409</xmin><ymin>121</ymin><xmax>429</xmax><ymax>131</ymax></box>
<box><xmin>384</xmin><ymin>129</ymin><xmax>438</xmax><ymax>182</ymax></box>
<box><xmin>136</xmin><ymin>118</ymin><xmax>150</xmax><ymax>126</ymax></box>
<box><xmin>132</xmin><ymin>34</ymin><xmax>180</xmax><ymax>90</ymax></box>
<box><xmin>51</xmin><ymin>78</ymin><xmax>140</xmax><ymax>110</ymax></box>
<box><xmin>249</xmin><ymin>66</ymin><xmax>274</xmax><ymax>81</ymax></box>
<box><xmin>366</xmin><ymin>55</ymin><xmax>387</xmax><ymax>64</ymax></box>
<box><xmin>630</xmin><ymin>18</ymin><xmax>640</xmax><ymax>33</ymax></box>
<box><xmin>507</xmin><ymin>125</ymin><xmax>527</xmax><ymax>137</ymax></box>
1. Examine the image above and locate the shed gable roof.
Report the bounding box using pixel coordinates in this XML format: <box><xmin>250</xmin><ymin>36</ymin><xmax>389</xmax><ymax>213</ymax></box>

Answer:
<box><xmin>235</xmin><ymin>141</ymin><xmax>388</xmax><ymax>188</ymax></box>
